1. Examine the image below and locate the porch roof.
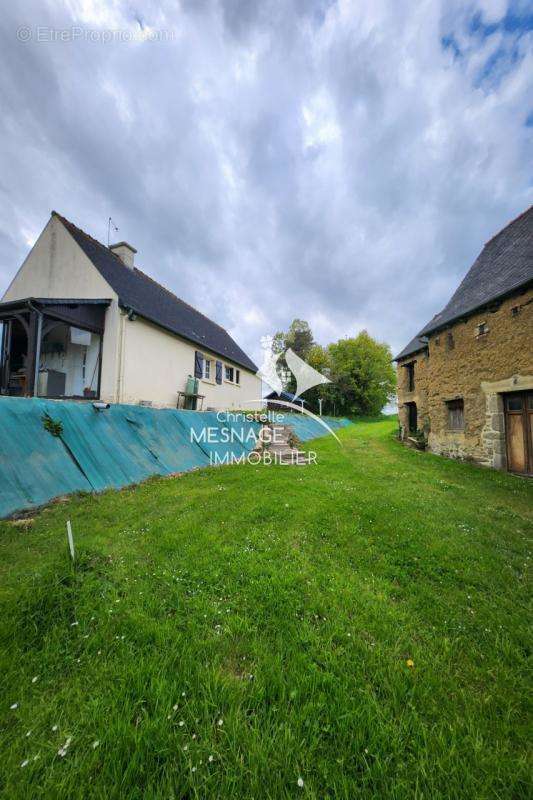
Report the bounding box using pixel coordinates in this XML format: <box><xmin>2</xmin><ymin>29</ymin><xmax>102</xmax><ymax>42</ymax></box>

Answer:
<box><xmin>0</xmin><ymin>297</ymin><xmax>111</xmax><ymax>310</ymax></box>
<box><xmin>0</xmin><ymin>298</ymin><xmax>111</xmax><ymax>332</ymax></box>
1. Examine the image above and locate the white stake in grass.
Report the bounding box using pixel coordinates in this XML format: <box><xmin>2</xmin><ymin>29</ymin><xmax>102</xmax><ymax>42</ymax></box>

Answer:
<box><xmin>66</xmin><ymin>520</ymin><xmax>75</xmax><ymax>563</ymax></box>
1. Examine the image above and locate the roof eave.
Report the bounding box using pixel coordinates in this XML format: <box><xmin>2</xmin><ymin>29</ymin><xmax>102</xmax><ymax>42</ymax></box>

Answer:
<box><xmin>419</xmin><ymin>276</ymin><xmax>533</xmax><ymax>337</ymax></box>
<box><xmin>393</xmin><ymin>345</ymin><xmax>427</xmax><ymax>362</ymax></box>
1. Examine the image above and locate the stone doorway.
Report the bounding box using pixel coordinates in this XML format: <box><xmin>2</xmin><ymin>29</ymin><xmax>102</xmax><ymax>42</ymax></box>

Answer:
<box><xmin>504</xmin><ymin>392</ymin><xmax>533</xmax><ymax>475</ymax></box>
<box><xmin>481</xmin><ymin>375</ymin><xmax>533</xmax><ymax>471</ymax></box>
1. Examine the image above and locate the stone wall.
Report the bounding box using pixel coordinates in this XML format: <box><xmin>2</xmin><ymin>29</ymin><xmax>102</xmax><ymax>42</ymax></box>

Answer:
<box><xmin>397</xmin><ymin>285</ymin><xmax>533</xmax><ymax>468</ymax></box>
<box><xmin>396</xmin><ymin>348</ymin><xmax>430</xmax><ymax>439</ymax></box>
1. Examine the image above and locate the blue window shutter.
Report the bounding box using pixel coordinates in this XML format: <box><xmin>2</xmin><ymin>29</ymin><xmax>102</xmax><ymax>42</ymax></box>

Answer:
<box><xmin>215</xmin><ymin>360</ymin><xmax>222</xmax><ymax>384</ymax></box>
<box><xmin>194</xmin><ymin>351</ymin><xmax>203</xmax><ymax>378</ymax></box>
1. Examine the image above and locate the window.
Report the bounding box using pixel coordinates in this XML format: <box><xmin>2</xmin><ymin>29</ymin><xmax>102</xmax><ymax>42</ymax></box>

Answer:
<box><xmin>405</xmin><ymin>362</ymin><xmax>415</xmax><ymax>392</ymax></box>
<box><xmin>446</xmin><ymin>399</ymin><xmax>464</xmax><ymax>430</ymax></box>
<box><xmin>476</xmin><ymin>322</ymin><xmax>488</xmax><ymax>336</ymax></box>
<box><xmin>203</xmin><ymin>358</ymin><xmax>211</xmax><ymax>380</ymax></box>
<box><xmin>235</xmin><ymin>369</ymin><xmax>240</xmax><ymax>385</ymax></box>
<box><xmin>446</xmin><ymin>331</ymin><xmax>454</xmax><ymax>350</ymax></box>
<box><xmin>506</xmin><ymin>396</ymin><xmax>523</xmax><ymax>412</ymax></box>
<box><xmin>225</xmin><ymin>365</ymin><xmax>234</xmax><ymax>382</ymax></box>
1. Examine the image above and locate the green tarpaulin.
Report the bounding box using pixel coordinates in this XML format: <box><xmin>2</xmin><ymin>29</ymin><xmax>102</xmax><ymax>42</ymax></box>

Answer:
<box><xmin>0</xmin><ymin>399</ymin><xmax>351</xmax><ymax>518</ymax></box>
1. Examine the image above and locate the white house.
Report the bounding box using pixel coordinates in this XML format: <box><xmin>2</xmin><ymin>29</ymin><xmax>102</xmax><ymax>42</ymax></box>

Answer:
<box><xmin>0</xmin><ymin>212</ymin><xmax>262</xmax><ymax>410</ymax></box>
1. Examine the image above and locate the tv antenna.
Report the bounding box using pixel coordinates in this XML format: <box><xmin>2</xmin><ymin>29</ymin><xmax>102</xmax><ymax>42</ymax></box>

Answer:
<box><xmin>107</xmin><ymin>217</ymin><xmax>119</xmax><ymax>247</ymax></box>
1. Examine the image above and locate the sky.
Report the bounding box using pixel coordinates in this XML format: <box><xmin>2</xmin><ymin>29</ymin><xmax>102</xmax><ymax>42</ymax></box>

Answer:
<box><xmin>0</xmin><ymin>0</ymin><xmax>531</xmax><ymax>366</ymax></box>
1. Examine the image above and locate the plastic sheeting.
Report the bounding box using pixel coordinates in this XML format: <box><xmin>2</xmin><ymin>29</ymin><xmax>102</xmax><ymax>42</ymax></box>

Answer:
<box><xmin>272</xmin><ymin>412</ymin><xmax>352</xmax><ymax>441</ymax></box>
<box><xmin>46</xmin><ymin>403</ymin><xmax>211</xmax><ymax>491</ymax></box>
<box><xmin>0</xmin><ymin>399</ymin><xmax>351</xmax><ymax>518</ymax></box>
<box><xmin>0</xmin><ymin>398</ymin><xmax>92</xmax><ymax>516</ymax></box>
<box><xmin>174</xmin><ymin>411</ymin><xmax>261</xmax><ymax>463</ymax></box>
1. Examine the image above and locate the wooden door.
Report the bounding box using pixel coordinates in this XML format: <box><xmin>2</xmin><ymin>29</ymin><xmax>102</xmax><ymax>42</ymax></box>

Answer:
<box><xmin>505</xmin><ymin>393</ymin><xmax>533</xmax><ymax>475</ymax></box>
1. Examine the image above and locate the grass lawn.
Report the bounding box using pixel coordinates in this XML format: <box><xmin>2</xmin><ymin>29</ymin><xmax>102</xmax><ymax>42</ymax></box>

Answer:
<box><xmin>0</xmin><ymin>417</ymin><xmax>531</xmax><ymax>799</ymax></box>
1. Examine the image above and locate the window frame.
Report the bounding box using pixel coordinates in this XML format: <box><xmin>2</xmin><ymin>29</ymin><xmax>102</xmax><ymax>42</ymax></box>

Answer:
<box><xmin>199</xmin><ymin>354</ymin><xmax>214</xmax><ymax>383</ymax></box>
<box><xmin>404</xmin><ymin>362</ymin><xmax>415</xmax><ymax>392</ymax></box>
<box><xmin>223</xmin><ymin>364</ymin><xmax>241</xmax><ymax>386</ymax></box>
<box><xmin>446</xmin><ymin>398</ymin><xmax>465</xmax><ymax>431</ymax></box>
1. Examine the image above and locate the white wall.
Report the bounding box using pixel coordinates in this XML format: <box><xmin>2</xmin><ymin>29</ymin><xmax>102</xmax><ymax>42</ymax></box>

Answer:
<box><xmin>121</xmin><ymin>315</ymin><xmax>262</xmax><ymax>410</ymax></box>
<box><xmin>2</xmin><ymin>215</ymin><xmax>120</xmax><ymax>402</ymax></box>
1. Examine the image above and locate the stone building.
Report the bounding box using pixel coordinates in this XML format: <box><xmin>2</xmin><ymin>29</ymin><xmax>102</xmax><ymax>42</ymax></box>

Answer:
<box><xmin>395</xmin><ymin>206</ymin><xmax>533</xmax><ymax>475</ymax></box>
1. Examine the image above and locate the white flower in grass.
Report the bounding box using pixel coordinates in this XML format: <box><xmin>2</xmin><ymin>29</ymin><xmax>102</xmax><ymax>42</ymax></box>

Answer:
<box><xmin>183</xmin><ymin>745</ymin><xmax>188</xmax><ymax>752</ymax></box>
<box><xmin>173</xmin><ymin>704</ymin><xmax>179</xmax><ymax>711</ymax></box>
<box><xmin>52</xmin><ymin>725</ymin><xmax>58</xmax><ymax>732</ymax></box>
<box><xmin>58</xmin><ymin>737</ymin><xmax>72</xmax><ymax>757</ymax></box>
<box><xmin>21</xmin><ymin>759</ymin><xmax>29</xmax><ymax>768</ymax></box>
<box><xmin>31</xmin><ymin>676</ymin><xmax>38</xmax><ymax>683</ymax></box>
<box><xmin>10</xmin><ymin>703</ymin><xmax>18</xmax><ymax>710</ymax></box>
<box><xmin>297</xmin><ymin>777</ymin><xmax>304</xmax><ymax>788</ymax></box>
<box><xmin>217</xmin><ymin>719</ymin><xmax>223</xmax><ymax>727</ymax></box>
<box><xmin>25</xmin><ymin>731</ymin><xmax>31</xmax><ymax>737</ymax></box>
<box><xmin>70</xmin><ymin>621</ymin><xmax>78</xmax><ymax>627</ymax></box>
<box><xmin>92</xmin><ymin>741</ymin><xmax>99</xmax><ymax>749</ymax></box>
<box><xmin>179</xmin><ymin>720</ymin><xmax>185</xmax><ymax>727</ymax></box>
<box><xmin>208</xmin><ymin>755</ymin><xmax>214</xmax><ymax>763</ymax></box>
<box><xmin>191</xmin><ymin>766</ymin><xmax>197</xmax><ymax>773</ymax></box>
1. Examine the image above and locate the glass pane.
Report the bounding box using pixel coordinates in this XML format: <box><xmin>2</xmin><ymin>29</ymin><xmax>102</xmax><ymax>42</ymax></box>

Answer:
<box><xmin>506</xmin><ymin>396</ymin><xmax>523</xmax><ymax>412</ymax></box>
<box><xmin>528</xmin><ymin>395</ymin><xmax>533</xmax><ymax>411</ymax></box>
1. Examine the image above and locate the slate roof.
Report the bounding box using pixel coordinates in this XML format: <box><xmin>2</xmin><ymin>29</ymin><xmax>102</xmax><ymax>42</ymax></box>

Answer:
<box><xmin>394</xmin><ymin>334</ymin><xmax>428</xmax><ymax>362</ymax></box>
<box><xmin>396</xmin><ymin>205</ymin><xmax>533</xmax><ymax>360</ymax></box>
<box><xmin>53</xmin><ymin>212</ymin><xmax>258</xmax><ymax>372</ymax></box>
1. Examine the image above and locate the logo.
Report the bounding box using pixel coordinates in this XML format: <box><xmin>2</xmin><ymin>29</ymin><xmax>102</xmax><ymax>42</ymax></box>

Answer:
<box><xmin>185</xmin><ymin>334</ymin><xmax>342</xmax><ymax>465</ymax></box>
<box><xmin>257</xmin><ymin>334</ymin><xmax>331</xmax><ymax>399</ymax></box>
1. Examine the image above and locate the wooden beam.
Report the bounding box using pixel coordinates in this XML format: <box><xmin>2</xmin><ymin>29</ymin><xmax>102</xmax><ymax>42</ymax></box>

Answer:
<box><xmin>25</xmin><ymin>310</ymin><xmax>37</xmax><ymax>396</ymax></box>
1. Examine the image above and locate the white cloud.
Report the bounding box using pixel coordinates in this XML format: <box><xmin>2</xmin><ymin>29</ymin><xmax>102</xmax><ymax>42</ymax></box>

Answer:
<box><xmin>0</xmin><ymin>0</ymin><xmax>531</xmax><ymax>363</ymax></box>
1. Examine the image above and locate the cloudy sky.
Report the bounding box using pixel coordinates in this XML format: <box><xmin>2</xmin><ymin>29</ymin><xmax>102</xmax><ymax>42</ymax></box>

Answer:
<box><xmin>0</xmin><ymin>0</ymin><xmax>531</xmax><ymax>364</ymax></box>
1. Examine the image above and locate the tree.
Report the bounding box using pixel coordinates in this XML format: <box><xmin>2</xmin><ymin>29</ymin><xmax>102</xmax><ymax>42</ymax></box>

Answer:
<box><xmin>284</xmin><ymin>319</ymin><xmax>314</xmax><ymax>360</ymax></box>
<box><xmin>303</xmin><ymin>344</ymin><xmax>332</xmax><ymax>412</ymax></box>
<box><xmin>272</xmin><ymin>319</ymin><xmax>315</xmax><ymax>393</ymax></box>
<box><xmin>268</xmin><ymin>323</ymin><xmax>395</xmax><ymax>417</ymax></box>
<box><xmin>326</xmin><ymin>331</ymin><xmax>396</xmax><ymax>416</ymax></box>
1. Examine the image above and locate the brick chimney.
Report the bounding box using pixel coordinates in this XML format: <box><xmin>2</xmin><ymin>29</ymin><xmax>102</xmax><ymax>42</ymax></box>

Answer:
<box><xmin>109</xmin><ymin>241</ymin><xmax>136</xmax><ymax>269</ymax></box>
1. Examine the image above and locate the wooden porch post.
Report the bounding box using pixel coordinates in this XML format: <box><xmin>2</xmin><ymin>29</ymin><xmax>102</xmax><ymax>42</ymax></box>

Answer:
<box><xmin>25</xmin><ymin>310</ymin><xmax>38</xmax><ymax>396</ymax></box>
<box><xmin>0</xmin><ymin>321</ymin><xmax>8</xmax><ymax>394</ymax></box>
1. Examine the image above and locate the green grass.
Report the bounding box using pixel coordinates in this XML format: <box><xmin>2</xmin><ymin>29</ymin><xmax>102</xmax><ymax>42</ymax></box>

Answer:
<box><xmin>0</xmin><ymin>418</ymin><xmax>531</xmax><ymax>799</ymax></box>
